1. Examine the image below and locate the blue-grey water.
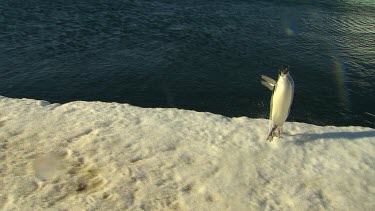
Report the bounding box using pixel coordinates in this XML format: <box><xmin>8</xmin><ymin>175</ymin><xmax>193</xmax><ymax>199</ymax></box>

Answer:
<box><xmin>0</xmin><ymin>0</ymin><xmax>374</xmax><ymax>128</ymax></box>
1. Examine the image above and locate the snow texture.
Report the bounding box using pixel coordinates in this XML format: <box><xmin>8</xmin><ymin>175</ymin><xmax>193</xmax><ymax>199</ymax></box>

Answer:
<box><xmin>0</xmin><ymin>96</ymin><xmax>374</xmax><ymax>210</ymax></box>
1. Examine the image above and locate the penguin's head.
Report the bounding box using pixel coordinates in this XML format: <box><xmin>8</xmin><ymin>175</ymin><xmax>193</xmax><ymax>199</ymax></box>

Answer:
<box><xmin>279</xmin><ymin>65</ymin><xmax>290</xmax><ymax>76</ymax></box>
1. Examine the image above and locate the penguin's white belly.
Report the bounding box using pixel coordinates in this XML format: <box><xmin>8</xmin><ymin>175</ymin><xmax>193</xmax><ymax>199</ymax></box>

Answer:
<box><xmin>271</xmin><ymin>79</ymin><xmax>293</xmax><ymax>126</ymax></box>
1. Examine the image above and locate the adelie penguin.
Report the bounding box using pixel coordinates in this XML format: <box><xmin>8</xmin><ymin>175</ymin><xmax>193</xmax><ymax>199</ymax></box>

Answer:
<box><xmin>261</xmin><ymin>65</ymin><xmax>294</xmax><ymax>141</ymax></box>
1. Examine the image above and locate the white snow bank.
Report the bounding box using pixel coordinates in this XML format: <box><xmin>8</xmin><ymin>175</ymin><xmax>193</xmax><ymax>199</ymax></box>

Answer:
<box><xmin>0</xmin><ymin>96</ymin><xmax>374</xmax><ymax>210</ymax></box>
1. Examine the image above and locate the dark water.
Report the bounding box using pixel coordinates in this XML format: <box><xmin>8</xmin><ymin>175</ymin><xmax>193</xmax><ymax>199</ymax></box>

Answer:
<box><xmin>0</xmin><ymin>0</ymin><xmax>374</xmax><ymax>128</ymax></box>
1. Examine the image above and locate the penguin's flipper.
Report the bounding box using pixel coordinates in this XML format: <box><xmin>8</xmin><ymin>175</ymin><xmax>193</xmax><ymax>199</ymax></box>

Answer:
<box><xmin>261</xmin><ymin>75</ymin><xmax>276</xmax><ymax>85</ymax></box>
<box><xmin>261</xmin><ymin>80</ymin><xmax>275</xmax><ymax>91</ymax></box>
<box><xmin>261</xmin><ymin>75</ymin><xmax>276</xmax><ymax>91</ymax></box>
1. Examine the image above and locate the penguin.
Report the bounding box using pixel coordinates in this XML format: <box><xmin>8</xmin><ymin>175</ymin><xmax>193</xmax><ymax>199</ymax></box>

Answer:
<box><xmin>261</xmin><ymin>65</ymin><xmax>294</xmax><ymax>141</ymax></box>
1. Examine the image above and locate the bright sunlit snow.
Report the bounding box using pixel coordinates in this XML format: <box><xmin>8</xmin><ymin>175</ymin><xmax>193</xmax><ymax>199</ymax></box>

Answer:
<box><xmin>0</xmin><ymin>96</ymin><xmax>374</xmax><ymax>210</ymax></box>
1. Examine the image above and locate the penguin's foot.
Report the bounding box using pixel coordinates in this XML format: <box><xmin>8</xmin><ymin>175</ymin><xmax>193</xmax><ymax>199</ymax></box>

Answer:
<box><xmin>267</xmin><ymin>126</ymin><xmax>278</xmax><ymax>142</ymax></box>
<box><xmin>276</xmin><ymin>127</ymin><xmax>284</xmax><ymax>138</ymax></box>
<box><xmin>266</xmin><ymin>134</ymin><xmax>274</xmax><ymax>142</ymax></box>
<box><xmin>280</xmin><ymin>127</ymin><xmax>284</xmax><ymax>135</ymax></box>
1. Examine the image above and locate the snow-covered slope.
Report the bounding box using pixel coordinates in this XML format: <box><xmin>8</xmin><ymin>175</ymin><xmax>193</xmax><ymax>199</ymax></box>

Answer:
<box><xmin>0</xmin><ymin>96</ymin><xmax>374</xmax><ymax>210</ymax></box>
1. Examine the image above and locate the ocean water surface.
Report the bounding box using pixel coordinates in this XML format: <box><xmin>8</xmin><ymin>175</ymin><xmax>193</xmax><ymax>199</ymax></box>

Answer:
<box><xmin>0</xmin><ymin>0</ymin><xmax>374</xmax><ymax>127</ymax></box>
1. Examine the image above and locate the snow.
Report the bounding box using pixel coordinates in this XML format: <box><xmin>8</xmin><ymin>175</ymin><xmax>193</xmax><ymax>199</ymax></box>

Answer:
<box><xmin>0</xmin><ymin>96</ymin><xmax>374</xmax><ymax>210</ymax></box>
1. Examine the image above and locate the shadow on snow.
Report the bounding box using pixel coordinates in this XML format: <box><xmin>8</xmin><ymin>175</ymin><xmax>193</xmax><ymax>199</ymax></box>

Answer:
<box><xmin>291</xmin><ymin>130</ymin><xmax>375</xmax><ymax>144</ymax></box>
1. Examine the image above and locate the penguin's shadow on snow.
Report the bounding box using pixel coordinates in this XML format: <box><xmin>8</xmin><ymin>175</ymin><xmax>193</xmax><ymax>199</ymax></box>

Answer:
<box><xmin>292</xmin><ymin>130</ymin><xmax>375</xmax><ymax>144</ymax></box>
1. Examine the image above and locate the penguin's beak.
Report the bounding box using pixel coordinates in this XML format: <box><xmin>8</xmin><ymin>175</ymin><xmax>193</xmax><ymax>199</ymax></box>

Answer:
<box><xmin>280</xmin><ymin>65</ymin><xmax>289</xmax><ymax>75</ymax></box>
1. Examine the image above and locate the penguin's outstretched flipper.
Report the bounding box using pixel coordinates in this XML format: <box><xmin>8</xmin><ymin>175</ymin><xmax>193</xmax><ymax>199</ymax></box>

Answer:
<box><xmin>261</xmin><ymin>75</ymin><xmax>276</xmax><ymax>91</ymax></box>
